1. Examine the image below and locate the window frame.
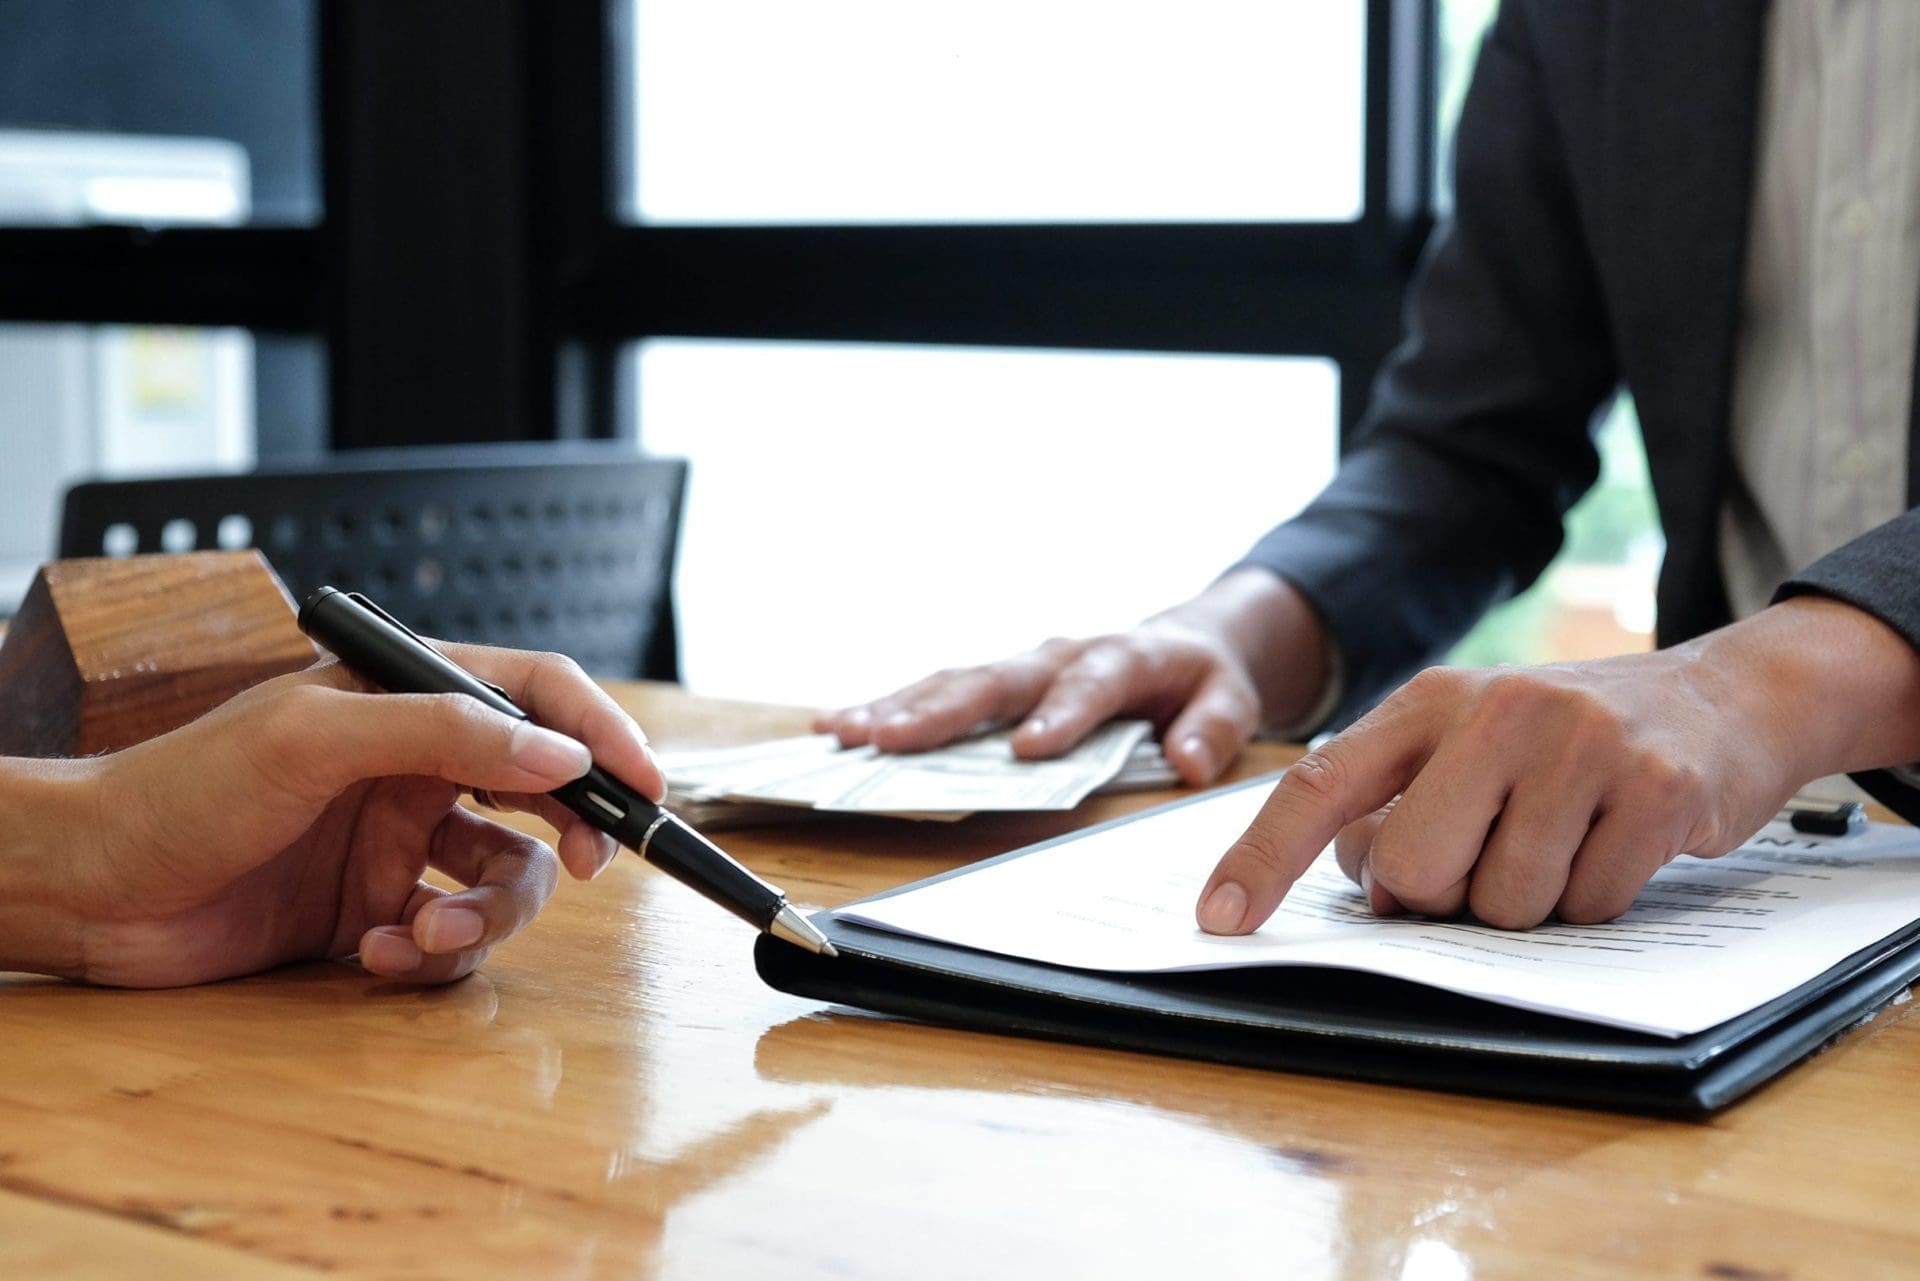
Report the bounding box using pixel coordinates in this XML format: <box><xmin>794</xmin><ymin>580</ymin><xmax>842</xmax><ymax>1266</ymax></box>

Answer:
<box><xmin>0</xmin><ymin>0</ymin><xmax>1438</xmax><ymax>449</ymax></box>
<box><xmin>547</xmin><ymin>0</ymin><xmax>1436</xmax><ymax>440</ymax></box>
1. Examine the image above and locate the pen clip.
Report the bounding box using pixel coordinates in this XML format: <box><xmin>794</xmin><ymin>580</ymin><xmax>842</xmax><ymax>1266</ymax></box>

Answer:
<box><xmin>344</xmin><ymin>591</ymin><xmax>518</xmax><ymax>707</ymax></box>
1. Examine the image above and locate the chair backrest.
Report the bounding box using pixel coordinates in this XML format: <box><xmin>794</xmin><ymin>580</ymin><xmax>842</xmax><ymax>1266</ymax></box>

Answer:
<box><xmin>59</xmin><ymin>443</ymin><xmax>688</xmax><ymax>680</ymax></box>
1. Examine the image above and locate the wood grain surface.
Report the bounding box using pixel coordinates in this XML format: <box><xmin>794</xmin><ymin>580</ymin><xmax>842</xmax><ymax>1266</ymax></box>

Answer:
<box><xmin>3</xmin><ymin>682</ymin><xmax>1917</xmax><ymax>1280</ymax></box>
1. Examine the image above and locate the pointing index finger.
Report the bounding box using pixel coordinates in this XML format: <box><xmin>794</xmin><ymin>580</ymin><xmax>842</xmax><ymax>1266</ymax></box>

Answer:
<box><xmin>1195</xmin><ymin>703</ymin><xmax>1431</xmax><ymax>934</ymax></box>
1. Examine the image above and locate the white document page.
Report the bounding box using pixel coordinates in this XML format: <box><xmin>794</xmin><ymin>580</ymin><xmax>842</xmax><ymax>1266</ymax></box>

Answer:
<box><xmin>840</xmin><ymin>780</ymin><xmax>1920</xmax><ymax>1037</ymax></box>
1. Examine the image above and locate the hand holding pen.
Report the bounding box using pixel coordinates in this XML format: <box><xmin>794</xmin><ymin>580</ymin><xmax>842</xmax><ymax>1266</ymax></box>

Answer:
<box><xmin>0</xmin><ymin>638</ymin><xmax>668</xmax><ymax>987</ymax></box>
<box><xmin>300</xmin><ymin>588</ymin><xmax>835</xmax><ymax>957</ymax></box>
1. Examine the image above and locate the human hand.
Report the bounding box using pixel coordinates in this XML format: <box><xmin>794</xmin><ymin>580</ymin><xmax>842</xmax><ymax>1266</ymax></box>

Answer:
<box><xmin>1194</xmin><ymin>598</ymin><xmax>1920</xmax><ymax>933</ymax></box>
<box><xmin>813</xmin><ymin>568</ymin><xmax>1332</xmax><ymax>786</ymax></box>
<box><xmin>3</xmin><ymin>644</ymin><xmax>665</xmax><ymax>987</ymax></box>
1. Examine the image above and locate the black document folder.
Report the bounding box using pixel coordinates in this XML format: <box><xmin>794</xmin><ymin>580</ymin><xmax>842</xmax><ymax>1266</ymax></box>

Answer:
<box><xmin>755</xmin><ymin>787</ymin><xmax>1920</xmax><ymax>1116</ymax></box>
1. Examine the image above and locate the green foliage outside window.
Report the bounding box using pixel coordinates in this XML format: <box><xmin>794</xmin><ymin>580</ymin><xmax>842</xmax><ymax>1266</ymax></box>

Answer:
<box><xmin>1447</xmin><ymin>399</ymin><xmax>1662</xmax><ymax>667</ymax></box>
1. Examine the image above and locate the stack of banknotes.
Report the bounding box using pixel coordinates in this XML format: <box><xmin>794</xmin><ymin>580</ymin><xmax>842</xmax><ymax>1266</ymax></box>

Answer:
<box><xmin>659</xmin><ymin>720</ymin><xmax>1177</xmax><ymax>826</ymax></box>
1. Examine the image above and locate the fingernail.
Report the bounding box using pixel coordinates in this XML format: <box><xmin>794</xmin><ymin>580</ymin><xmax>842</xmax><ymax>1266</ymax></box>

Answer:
<box><xmin>843</xmin><ymin>707</ymin><xmax>871</xmax><ymax>727</ymax></box>
<box><xmin>637</xmin><ymin>743</ymin><xmax>668</xmax><ymax>801</ymax></box>
<box><xmin>360</xmin><ymin>928</ymin><xmax>423</xmax><ymax>972</ymax></box>
<box><xmin>1360</xmin><ymin>858</ymin><xmax>1402</xmax><ymax>917</ymax></box>
<box><xmin>884</xmin><ymin>710</ymin><xmax>914</xmax><ymax>728</ymax></box>
<box><xmin>420</xmin><ymin>907</ymin><xmax>485</xmax><ymax>953</ymax></box>
<box><xmin>1180</xmin><ymin>735</ymin><xmax>1213</xmax><ymax>778</ymax></box>
<box><xmin>620</xmin><ymin>718</ymin><xmax>653</xmax><ymax>777</ymax></box>
<box><xmin>592</xmin><ymin>832</ymin><xmax>620</xmax><ymax>878</ymax></box>
<box><xmin>1022</xmin><ymin>717</ymin><xmax>1048</xmax><ymax>737</ymax></box>
<box><xmin>1198</xmin><ymin>881</ymin><xmax>1248</xmax><ymax>934</ymax></box>
<box><xmin>510</xmin><ymin>721</ymin><xmax>592</xmax><ymax>779</ymax></box>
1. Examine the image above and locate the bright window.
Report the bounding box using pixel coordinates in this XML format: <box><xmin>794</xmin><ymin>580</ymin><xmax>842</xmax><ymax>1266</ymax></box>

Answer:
<box><xmin>636</xmin><ymin>339</ymin><xmax>1338</xmax><ymax>705</ymax></box>
<box><xmin>623</xmin><ymin>0</ymin><xmax>1366</xmax><ymax>225</ymax></box>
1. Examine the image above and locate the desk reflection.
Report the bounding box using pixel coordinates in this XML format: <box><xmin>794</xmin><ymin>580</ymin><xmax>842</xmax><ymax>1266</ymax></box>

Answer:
<box><xmin>743</xmin><ymin>1009</ymin><xmax>1626</xmax><ymax>1281</ymax></box>
<box><xmin>2</xmin><ymin>687</ymin><xmax>1916</xmax><ymax>1278</ymax></box>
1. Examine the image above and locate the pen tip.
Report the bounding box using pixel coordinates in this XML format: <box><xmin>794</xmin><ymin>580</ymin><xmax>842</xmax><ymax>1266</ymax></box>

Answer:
<box><xmin>770</xmin><ymin>902</ymin><xmax>837</xmax><ymax>956</ymax></box>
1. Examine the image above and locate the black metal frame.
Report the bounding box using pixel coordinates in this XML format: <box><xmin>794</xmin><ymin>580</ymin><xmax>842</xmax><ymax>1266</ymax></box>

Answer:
<box><xmin>0</xmin><ymin>0</ymin><xmax>1436</xmax><ymax>445</ymax></box>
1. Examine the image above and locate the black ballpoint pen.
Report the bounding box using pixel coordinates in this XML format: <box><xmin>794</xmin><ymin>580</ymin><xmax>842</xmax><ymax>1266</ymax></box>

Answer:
<box><xmin>298</xmin><ymin>586</ymin><xmax>837</xmax><ymax>957</ymax></box>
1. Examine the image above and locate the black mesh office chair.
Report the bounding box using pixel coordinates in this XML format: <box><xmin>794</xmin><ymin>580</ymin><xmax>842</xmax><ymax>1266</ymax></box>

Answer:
<box><xmin>59</xmin><ymin>443</ymin><xmax>688</xmax><ymax>680</ymax></box>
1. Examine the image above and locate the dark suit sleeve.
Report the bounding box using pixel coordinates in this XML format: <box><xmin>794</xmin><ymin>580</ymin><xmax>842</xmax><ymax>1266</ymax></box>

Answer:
<box><xmin>1237</xmin><ymin>1</ymin><xmax>1620</xmax><ymax>730</ymax></box>
<box><xmin>1775</xmin><ymin>511</ymin><xmax>1920</xmax><ymax>822</ymax></box>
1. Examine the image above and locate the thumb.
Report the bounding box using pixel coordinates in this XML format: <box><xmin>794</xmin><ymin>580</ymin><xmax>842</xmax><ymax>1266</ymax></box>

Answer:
<box><xmin>1333</xmin><ymin>803</ymin><xmax>1405</xmax><ymax>917</ymax></box>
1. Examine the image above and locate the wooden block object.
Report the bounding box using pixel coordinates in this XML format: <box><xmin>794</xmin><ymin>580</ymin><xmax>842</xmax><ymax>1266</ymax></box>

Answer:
<box><xmin>0</xmin><ymin>551</ymin><xmax>317</xmax><ymax>758</ymax></box>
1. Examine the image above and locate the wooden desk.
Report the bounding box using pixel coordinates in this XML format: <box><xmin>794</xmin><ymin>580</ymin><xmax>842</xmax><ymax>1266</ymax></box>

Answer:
<box><xmin>4</xmin><ymin>683</ymin><xmax>1918</xmax><ymax>1279</ymax></box>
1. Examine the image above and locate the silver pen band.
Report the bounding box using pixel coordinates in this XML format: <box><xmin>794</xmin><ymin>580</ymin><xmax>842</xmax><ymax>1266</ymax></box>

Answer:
<box><xmin>635</xmin><ymin>811</ymin><xmax>674</xmax><ymax>861</ymax></box>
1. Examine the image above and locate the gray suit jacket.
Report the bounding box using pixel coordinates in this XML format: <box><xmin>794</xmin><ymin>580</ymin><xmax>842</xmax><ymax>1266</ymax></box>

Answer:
<box><xmin>1240</xmin><ymin>0</ymin><xmax>1920</xmax><ymax>817</ymax></box>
